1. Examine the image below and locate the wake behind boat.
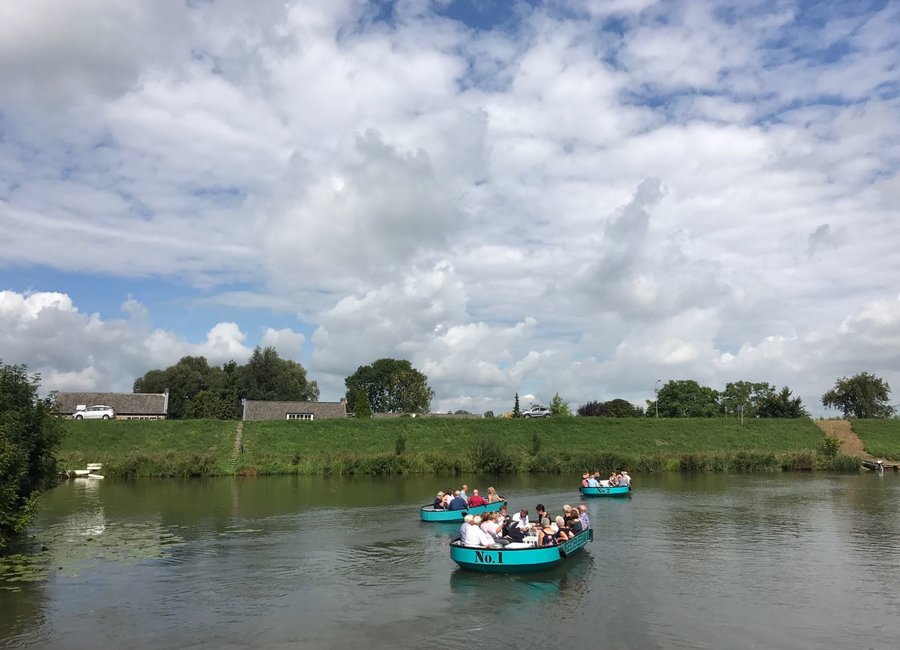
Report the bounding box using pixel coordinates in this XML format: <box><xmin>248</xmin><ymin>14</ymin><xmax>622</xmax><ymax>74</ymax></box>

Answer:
<box><xmin>420</xmin><ymin>500</ymin><xmax>506</xmax><ymax>522</ymax></box>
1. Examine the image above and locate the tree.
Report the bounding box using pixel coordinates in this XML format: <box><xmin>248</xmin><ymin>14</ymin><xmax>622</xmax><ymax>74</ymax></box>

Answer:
<box><xmin>757</xmin><ymin>386</ymin><xmax>809</xmax><ymax>418</ymax></box>
<box><xmin>347</xmin><ymin>387</ymin><xmax>372</xmax><ymax>418</ymax></box>
<box><xmin>653</xmin><ymin>380</ymin><xmax>720</xmax><ymax>417</ymax></box>
<box><xmin>577</xmin><ymin>399</ymin><xmax>643</xmax><ymax>417</ymax></box>
<box><xmin>577</xmin><ymin>401</ymin><xmax>604</xmax><ymax>416</ymax></box>
<box><xmin>513</xmin><ymin>393</ymin><xmax>521</xmax><ymax>418</ymax></box>
<box><xmin>237</xmin><ymin>346</ymin><xmax>319</xmax><ymax>403</ymax></box>
<box><xmin>822</xmin><ymin>372</ymin><xmax>895</xmax><ymax>419</ymax></box>
<box><xmin>1</xmin><ymin>363</ymin><xmax>63</xmax><ymax>552</ymax></box>
<box><xmin>549</xmin><ymin>393</ymin><xmax>572</xmax><ymax>416</ymax></box>
<box><xmin>344</xmin><ymin>358</ymin><xmax>434</xmax><ymax>414</ymax></box>
<box><xmin>720</xmin><ymin>381</ymin><xmax>775</xmax><ymax>418</ymax></box>
<box><xmin>134</xmin><ymin>355</ymin><xmax>220</xmax><ymax>420</ymax></box>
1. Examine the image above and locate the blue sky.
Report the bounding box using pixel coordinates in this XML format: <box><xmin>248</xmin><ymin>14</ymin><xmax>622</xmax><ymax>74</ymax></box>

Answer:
<box><xmin>1</xmin><ymin>0</ymin><xmax>898</xmax><ymax>414</ymax></box>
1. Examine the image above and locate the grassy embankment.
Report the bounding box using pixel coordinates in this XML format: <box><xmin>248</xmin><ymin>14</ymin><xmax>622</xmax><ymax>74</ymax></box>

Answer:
<box><xmin>58</xmin><ymin>417</ymin><xmax>859</xmax><ymax>478</ymax></box>
<box><xmin>849</xmin><ymin>419</ymin><xmax>900</xmax><ymax>460</ymax></box>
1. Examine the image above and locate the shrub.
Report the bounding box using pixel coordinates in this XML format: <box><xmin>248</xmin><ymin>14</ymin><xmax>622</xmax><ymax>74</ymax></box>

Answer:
<box><xmin>819</xmin><ymin>435</ymin><xmax>841</xmax><ymax>458</ymax></box>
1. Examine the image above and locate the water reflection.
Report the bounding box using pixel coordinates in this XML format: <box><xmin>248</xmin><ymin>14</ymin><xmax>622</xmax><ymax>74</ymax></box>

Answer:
<box><xmin>2</xmin><ymin>473</ymin><xmax>899</xmax><ymax>649</ymax></box>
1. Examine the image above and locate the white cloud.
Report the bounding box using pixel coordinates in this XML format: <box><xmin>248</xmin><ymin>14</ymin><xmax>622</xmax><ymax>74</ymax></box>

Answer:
<box><xmin>1</xmin><ymin>1</ymin><xmax>899</xmax><ymax>415</ymax></box>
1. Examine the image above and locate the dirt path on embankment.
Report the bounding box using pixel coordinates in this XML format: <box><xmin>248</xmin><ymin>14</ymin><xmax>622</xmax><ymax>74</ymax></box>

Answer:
<box><xmin>815</xmin><ymin>420</ymin><xmax>867</xmax><ymax>458</ymax></box>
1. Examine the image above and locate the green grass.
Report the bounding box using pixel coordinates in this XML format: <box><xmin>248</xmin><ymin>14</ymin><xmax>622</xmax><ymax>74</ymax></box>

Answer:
<box><xmin>58</xmin><ymin>419</ymin><xmax>237</xmax><ymax>478</ymax></box>
<box><xmin>849</xmin><ymin>419</ymin><xmax>900</xmax><ymax>459</ymax></box>
<box><xmin>56</xmin><ymin>417</ymin><xmax>847</xmax><ymax>477</ymax></box>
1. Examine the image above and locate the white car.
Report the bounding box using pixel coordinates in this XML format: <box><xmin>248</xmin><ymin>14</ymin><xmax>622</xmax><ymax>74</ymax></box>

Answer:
<box><xmin>74</xmin><ymin>405</ymin><xmax>116</xmax><ymax>420</ymax></box>
<box><xmin>522</xmin><ymin>406</ymin><xmax>551</xmax><ymax>418</ymax></box>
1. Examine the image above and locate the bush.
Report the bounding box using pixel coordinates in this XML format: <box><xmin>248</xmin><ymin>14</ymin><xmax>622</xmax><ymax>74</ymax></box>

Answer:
<box><xmin>471</xmin><ymin>438</ymin><xmax>517</xmax><ymax>474</ymax></box>
<box><xmin>819</xmin><ymin>435</ymin><xmax>841</xmax><ymax>458</ymax></box>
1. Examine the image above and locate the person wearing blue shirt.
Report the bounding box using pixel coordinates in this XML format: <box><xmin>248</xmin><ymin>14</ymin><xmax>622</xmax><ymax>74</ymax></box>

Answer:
<box><xmin>449</xmin><ymin>491</ymin><xmax>467</xmax><ymax>510</ymax></box>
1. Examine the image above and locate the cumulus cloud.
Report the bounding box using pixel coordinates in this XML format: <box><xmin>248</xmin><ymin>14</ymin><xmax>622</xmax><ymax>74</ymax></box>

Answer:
<box><xmin>0</xmin><ymin>291</ymin><xmax>305</xmax><ymax>392</ymax></box>
<box><xmin>1</xmin><ymin>1</ymin><xmax>899</xmax><ymax>414</ymax></box>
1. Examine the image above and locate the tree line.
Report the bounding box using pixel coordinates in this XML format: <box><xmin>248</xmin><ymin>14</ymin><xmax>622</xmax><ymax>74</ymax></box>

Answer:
<box><xmin>132</xmin><ymin>351</ymin><xmax>435</xmax><ymax>419</ymax></box>
<box><xmin>566</xmin><ymin>372</ymin><xmax>895</xmax><ymax>419</ymax></box>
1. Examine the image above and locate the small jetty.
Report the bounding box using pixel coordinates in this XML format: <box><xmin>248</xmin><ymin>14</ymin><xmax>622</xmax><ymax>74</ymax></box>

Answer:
<box><xmin>64</xmin><ymin>463</ymin><xmax>104</xmax><ymax>479</ymax></box>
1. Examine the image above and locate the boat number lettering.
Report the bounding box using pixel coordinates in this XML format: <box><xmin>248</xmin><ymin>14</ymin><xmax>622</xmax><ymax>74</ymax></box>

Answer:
<box><xmin>474</xmin><ymin>551</ymin><xmax>503</xmax><ymax>564</ymax></box>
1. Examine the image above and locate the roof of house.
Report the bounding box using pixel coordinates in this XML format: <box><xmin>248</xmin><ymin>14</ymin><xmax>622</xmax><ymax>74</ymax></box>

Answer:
<box><xmin>56</xmin><ymin>392</ymin><xmax>168</xmax><ymax>415</ymax></box>
<box><xmin>242</xmin><ymin>400</ymin><xmax>347</xmax><ymax>420</ymax></box>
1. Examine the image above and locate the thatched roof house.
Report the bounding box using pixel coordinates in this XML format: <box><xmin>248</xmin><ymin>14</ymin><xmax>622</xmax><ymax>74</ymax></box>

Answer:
<box><xmin>241</xmin><ymin>399</ymin><xmax>347</xmax><ymax>421</ymax></box>
<box><xmin>56</xmin><ymin>391</ymin><xmax>169</xmax><ymax>419</ymax></box>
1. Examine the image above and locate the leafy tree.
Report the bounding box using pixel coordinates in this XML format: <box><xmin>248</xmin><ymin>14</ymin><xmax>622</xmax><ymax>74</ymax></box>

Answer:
<box><xmin>1</xmin><ymin>363</ymin><xmax>63</xmax><ymax>552</ymax></box>
<box><xmin>577</xmin><ymin>401</ymin><xmax>605</xmax><ymax>416</ymax></box>
<box><xmin>513</xmin><ymin>393</ymin><xmax>521</xmax><ymax>418</ymax></box>
<box><xmin>347</xmin><ymin>388</ymin><xmax>372</xmax><ymax>418</ymax></box>
<box><xmin>549</xmin><ymin>392</ymin><xmax>572</xmax><ymax>416</ymax></box>
<box><xmin>757</xmin><ymin>386</ymin><xmax>809</xmax><ymax>418</ymax></box>
<box><xmin>134</xmin><ymin>355</ymin><xmax>217</xmax><ymax>419</ymax></box>
<box><xmin>577</xmin><ymin>399</ymin><xmax>643</xmax><ymax>417</ymax></box>
<box><xmin>720</xmin><ymin>381</ymin><xmax>775</xmax><ymax>418</ymax></box>
<box><xmin>344</xmin><ymin>358</ymin><xmax>434</xmax><ymax>414</ymax></box>
<box><xmin>603</xmin><ymin>398</ymin><xmax>643</xmax><ymax>417</ymax></box>
<box><xmin>483</xmin><ymin>410</ymin><xmax>495</xmax><ymax>418</ymax></box>
<box><xmin>237</xmin><ymin>346</ymin><xmax>319</xmax><ymax>402</ymax></box>
<box><xmin>653</xmin><ymin>380</ymin><xmax>721</xmax><ymax>418</ymax></box>
<box><xmin>822</xmin><ymin>372</ymin><xmax>895</xmax><ymax>419</ymax></box>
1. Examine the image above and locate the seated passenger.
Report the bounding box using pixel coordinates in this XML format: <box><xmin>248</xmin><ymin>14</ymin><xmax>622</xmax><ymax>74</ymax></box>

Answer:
<box><xmin>581</xmin><ymin>473</ymin><xmax>590</xmax><ymax>487</ymax></box>
<box><xmin>620</xmin><ymin>470</ymin><xmax>632</xmax><ymax>487</ymax></box>
<box><xmin>481</xmin><ymin>512</ymin><xmax>510</xmax><ymax>546</ymax></box>
<box><xmin>511</xmin><ymin>509</ymin><xmax>530</xmax><ymax>531</ymax></box>
<box><xmin>538</xmin><ymin>522</ymin><xmax>558</xmax><ymax>547</ymax></box>
<box><xmin>448</xmin><ymin>490</ymin><xmax>467</xmax><ymax>510</ymax></box>
<box><xmin>566</xmin><ymin>511</ymin><xmax>583</xmax><ymax>534</ymax></box>
<box><xmin>467</xmin><ymin>489</ymin><xmax>487</xmax><ymax>507</ymax></box>
<box><xmin>502</xmin><ymin>518</ymin><xmax>525</xmax><ymax>543</ymax></box>
<box><xmin>536</xmin><ymin>504</ymin><xmax>550</xmax><ymax>523</ymax></box>
<box><xmin>442</xmin><ymin>490</ymin><xmax>453</xmax><ymax>508</ymax></box>
<box><xmin>586</xmin><ymin>474</ymin><xmax>600</xmax><ymax>488</ymax></box>
<box><xmin>554</xmin><ymin>516</ymin><xmax>573</xmax><ymax>541</ymax></box>
<box><xmin>432</xmin><ymin>491</ymin><xmax>445</xmax><ymax>509</ymax></box>
<box><xmin>486</xmin><ymin>486</ymin><xmax>502</xmax><ymax>503</ymax></box>
<box><xmin>609</xmin><ymin>472</ymin><xmax>620</xmax><ymax>487</ymax></box>
<box><xmin>496</xmin><ymin>505</ymin><xmax>508</xmax><ymax>527</ymax></box>
<box><xmin>461</xmin><ymin>515</ymin><xmax>496</xmax><ymax>548</ymax></box>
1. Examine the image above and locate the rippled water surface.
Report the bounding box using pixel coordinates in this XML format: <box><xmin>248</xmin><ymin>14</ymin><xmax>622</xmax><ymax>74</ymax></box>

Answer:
<box><xmin>2</xmin><ymin>473</ymin><xmax>899</xmax><ymax>649</ymax></box>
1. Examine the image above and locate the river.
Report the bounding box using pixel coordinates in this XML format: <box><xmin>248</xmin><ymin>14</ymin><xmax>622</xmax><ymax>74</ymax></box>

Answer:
<box><xmin>1</xmin><ymin>473</ymin><xmax>898</xmax><ymax>649</ymax></box>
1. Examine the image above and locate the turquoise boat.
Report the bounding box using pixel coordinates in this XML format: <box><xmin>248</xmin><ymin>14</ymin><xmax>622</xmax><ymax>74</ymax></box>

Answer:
<box><xmin>579</xmin><ymin>485</ymin><xmax>632</xmax><ymax>497</ymax></box>
<box><xmin>419</xmin><ymin>500</ymin><xmax>507</xmax><ymax>522</ymax></box>
<box><xmin>449</xmin><ymin>527</ymin><xmax>593</xmax><ymax>573</ymax></box>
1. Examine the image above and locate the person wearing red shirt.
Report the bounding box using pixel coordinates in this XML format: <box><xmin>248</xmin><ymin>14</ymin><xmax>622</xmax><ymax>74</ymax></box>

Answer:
<box><xmin>467</xmin><ymin>489</ymin><xmax>487</xmax><ymax>507</ymax></box>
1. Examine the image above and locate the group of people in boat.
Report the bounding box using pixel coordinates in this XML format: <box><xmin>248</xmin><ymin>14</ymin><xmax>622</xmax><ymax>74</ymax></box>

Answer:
<box><xmin>458</xmin><ymin>503</ymin><xmax>591</xmax><ymax>549</ymax></box>
<box><xmin>581</xmin><ymin>469</ymin><xmax>631</xmax><ymax>488</ymax></box>
<box><xmin>432</xmin><ymin>484</ymin><xmax>503</xmax><ymax>510</ymax></box>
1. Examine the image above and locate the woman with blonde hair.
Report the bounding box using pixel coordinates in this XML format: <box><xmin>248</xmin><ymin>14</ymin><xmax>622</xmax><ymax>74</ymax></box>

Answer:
<box><xmin>486</xmin><ymin>486</ymin><xmax>501</xmax><ymax>503</ymax></box>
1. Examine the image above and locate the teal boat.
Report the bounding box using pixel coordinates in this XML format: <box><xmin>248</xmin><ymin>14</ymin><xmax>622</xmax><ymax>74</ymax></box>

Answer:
<box><xmin>449</xmin><ymin>528</ymin><xmax>593</xmax><ymax>573</ymax></box>
<box><xmin>579</xmin><ymin>485</ymin><xmax>632</xmax><ymax>497</ymax></box>
<box><xmin>419</xmin><ymin>500</ymin><xmax>507</xmax><ymax>522</ymax></box>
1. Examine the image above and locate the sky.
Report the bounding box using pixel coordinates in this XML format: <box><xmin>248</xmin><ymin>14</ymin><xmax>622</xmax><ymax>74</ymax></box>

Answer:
<box><xmin>1</xmin><ymin>0</ymin><xmax>898</xmax><ymax>416</ymax></box>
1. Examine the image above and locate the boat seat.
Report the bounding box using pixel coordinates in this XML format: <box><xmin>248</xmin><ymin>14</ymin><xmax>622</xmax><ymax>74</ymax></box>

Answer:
<box><xmin>505</xmin><ymin>542</ymin><xmax>531</xmax><ymax>549</ymax></box>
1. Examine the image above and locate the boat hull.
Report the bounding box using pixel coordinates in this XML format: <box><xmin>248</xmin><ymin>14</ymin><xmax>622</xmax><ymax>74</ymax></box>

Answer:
<box><xmin>579</xmin><ymin>485</ymin><xmax>632</xmax><ymax>497</ymax></box>
<box><xmin>420</xmin><ymin>500</ymin><xmax>507</xmax><ymax>522</ymax></box>
<box><xmin>450</xmin><ymin>528</ymin><xmax>593</xmax><ymax>573</ymax></box>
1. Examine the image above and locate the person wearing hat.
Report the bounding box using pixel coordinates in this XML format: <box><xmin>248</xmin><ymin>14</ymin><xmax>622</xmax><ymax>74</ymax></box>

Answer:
<box><xmin>432</xmin><ymin>491</ymin><xmax>446</xmax><ymax>509</ymax></box>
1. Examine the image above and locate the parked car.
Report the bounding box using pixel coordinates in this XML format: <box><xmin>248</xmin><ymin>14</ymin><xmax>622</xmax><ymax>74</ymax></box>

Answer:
<box><xmin>522</xmin><ymin>406</ymin><xmax>551</xmax><ymax>418</ymax></box>
<box><xmin>73</xmin><ymin>405</ymin><xmax>116</xmax><ymax>420</ymax></box>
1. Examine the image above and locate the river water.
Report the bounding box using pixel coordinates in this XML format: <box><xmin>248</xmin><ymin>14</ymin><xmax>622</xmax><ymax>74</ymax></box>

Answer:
<box><xmin>1</xmin><ymin>473</ymin><xmax>898</xmax><ymax>649</ymax></box>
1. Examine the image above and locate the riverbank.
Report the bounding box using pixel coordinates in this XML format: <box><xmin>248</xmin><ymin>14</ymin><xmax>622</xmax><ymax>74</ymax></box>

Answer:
<box><xmin>54</xmin><ymin>417</ymin><xmax>883</xmax><ymax>478</ymax></box>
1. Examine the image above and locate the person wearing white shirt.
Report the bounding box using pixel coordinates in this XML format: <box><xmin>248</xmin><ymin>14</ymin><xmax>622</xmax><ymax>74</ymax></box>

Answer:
<box><xmin>461</xmin><ymin>516</ymin><xmax>494</xmax><ymax>547</ymax></box>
